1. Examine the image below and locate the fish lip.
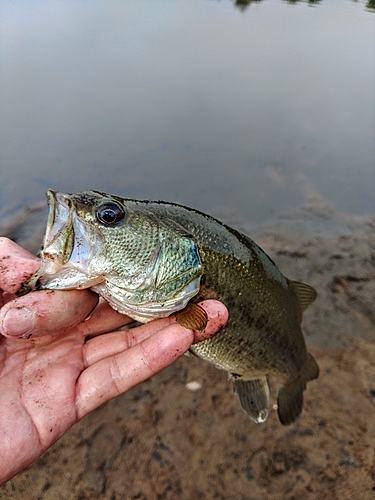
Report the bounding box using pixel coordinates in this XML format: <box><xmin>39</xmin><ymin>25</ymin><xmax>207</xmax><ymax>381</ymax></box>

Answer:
<box><xmin>45</xmin><ymin>189</ymin><xmax>58</xmax><ymax>230</ymax></box>
<box><xmin>42</xmin><ymin>190</ymin><xmax>74</xmax><ymax>266</ymax></box>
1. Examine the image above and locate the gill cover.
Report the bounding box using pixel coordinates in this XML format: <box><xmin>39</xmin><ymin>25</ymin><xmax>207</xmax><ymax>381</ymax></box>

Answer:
<box><xmin>91</xmin><ymin>199</ymin><xmax>204</xmax><ymax>322</ymax></box>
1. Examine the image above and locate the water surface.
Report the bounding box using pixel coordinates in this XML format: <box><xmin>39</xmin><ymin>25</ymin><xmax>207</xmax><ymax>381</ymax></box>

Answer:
<box><xmin>1</xmin><ymin>0</ymin><xmax>374</xmax><ymax>225</ymax></box>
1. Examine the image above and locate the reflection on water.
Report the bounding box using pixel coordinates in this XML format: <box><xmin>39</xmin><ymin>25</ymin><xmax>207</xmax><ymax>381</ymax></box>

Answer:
<box><xmin>233</xmin><ymin>0</ymin><xmax>323</xmax><ymax>10</ymax></box>
<box><xmin>0</xmin><ymin>0</ymin><xmax>374</xmax><ymax>225</ymax></box>
<box><xmin>231</xmin><ymin>0</ymin><xmax>375</xmax><ymax>11</ymax></box>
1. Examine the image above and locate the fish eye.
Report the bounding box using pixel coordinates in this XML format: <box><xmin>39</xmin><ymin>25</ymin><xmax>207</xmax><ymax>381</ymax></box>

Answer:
<box><xmin>96</xmin><ymin>202</ymin><xmax>126</xmax><ymax>226</ymax></box>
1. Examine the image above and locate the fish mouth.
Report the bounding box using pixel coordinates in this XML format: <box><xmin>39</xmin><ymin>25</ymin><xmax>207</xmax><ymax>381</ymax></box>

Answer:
<box><xmin>42</xmin><ymin>190</ymin><xmax>75</xmax><ymax>266</ymax></box>
<box><xmin>18</xmin><ymin>190</ymin><xmax>76</xmax><ymax>295</ymax></box>
<box><xmin>37</xmin><ymin>190</ymin><xmax>105</xmax><ymax>290</ymax></box>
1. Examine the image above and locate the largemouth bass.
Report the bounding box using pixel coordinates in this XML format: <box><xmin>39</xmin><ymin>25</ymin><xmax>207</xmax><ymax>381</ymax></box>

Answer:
<box><xmin>22</xmin><ymin>190</ymin><xmax>319</xmax><ymax>425</ymax></box>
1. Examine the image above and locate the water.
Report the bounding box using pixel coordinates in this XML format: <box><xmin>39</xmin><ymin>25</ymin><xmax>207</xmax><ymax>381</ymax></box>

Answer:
<box><xmin>1</xmin><ymin>0</ymin><xmax>374</xmax><ymax>225</ymax></box>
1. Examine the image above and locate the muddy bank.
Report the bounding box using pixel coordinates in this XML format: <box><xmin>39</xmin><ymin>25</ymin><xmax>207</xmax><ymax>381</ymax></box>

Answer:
<box><xmin>1</xmin><ymin>200</ymin><xmax>374</xmax><ymax>499</ymax></box>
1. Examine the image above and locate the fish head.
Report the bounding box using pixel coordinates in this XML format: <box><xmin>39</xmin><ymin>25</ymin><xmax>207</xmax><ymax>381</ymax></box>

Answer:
<box><xmin>23</xmin><ymin>190</ymin><xmax>203</xmax><ymax>321</ymax></box>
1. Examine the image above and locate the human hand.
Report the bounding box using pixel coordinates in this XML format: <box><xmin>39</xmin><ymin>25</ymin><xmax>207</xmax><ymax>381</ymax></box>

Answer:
<box><xmin>0</xmin><ymin>237</ymin><xmax>228</xmax><ymax>484</ymax></box>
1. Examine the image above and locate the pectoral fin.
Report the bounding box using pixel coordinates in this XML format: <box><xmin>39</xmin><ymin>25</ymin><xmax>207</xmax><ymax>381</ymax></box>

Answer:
<box><xmin>231</xmin><ymin>375</ymin><xmax>270</xmax><ymax>424</ymax></box>
<box><xmin>175</xmin><ymin>303</ymin><xmax>208</xmax><ymax>332</ymax></box>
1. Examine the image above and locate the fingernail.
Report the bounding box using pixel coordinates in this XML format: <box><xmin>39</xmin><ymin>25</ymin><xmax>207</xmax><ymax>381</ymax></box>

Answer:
<box><xmin>1</xmin><ymin>307</ymin><xmax>34</xmax><ymax>337</ymax></box>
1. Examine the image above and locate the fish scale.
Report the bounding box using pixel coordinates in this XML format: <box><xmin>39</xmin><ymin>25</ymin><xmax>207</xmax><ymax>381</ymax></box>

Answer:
<box><xmin>22</xmin><ymin>190</ymin><xmax>319</xmax><ymax>426</ymax></box>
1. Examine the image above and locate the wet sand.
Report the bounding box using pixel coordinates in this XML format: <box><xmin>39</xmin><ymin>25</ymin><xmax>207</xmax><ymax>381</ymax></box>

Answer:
<box><xmin>1</xmin><ymin>200</ymin><xmax>374</xmax><ymax>499</ymax></box>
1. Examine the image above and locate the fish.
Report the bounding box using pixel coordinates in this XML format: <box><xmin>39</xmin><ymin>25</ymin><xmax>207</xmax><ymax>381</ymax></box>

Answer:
<box><xmin>21</xmin><ymin>190</ymin><xmax>319</xmax><ymax>425</ymax></box>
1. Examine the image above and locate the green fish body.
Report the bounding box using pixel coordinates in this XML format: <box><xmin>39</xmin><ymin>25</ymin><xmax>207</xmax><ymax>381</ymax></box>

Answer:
<box><xmin>23</xmin><ymin>190</ymin><xmax>319</xmax><ymax>425</ymax></box>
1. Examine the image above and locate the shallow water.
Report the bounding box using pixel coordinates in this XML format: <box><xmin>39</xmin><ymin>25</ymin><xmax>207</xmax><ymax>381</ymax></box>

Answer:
<box><xmin>1</xmin><ymin>0</ymin><xmax>374</xmax><ymax>223</ymax></box>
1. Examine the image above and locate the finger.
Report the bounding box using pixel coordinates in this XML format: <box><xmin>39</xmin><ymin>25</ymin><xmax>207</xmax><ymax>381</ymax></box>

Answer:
<box><xmin>75</xmin><ymin>299</ymin><xmax>134</xmax><ymax>338</ymax></box>
<box><xmin>0</xmin><ymin>237</ymin><xmax>40</xmax><ymax>294</ymax></box>
<box><xmin>83</xmin><ymin>300</ymin><xmax>228</xmax><ymax>367</ymax></box>
<box><xmin>192</xmin><ymin>300</ymin><xmax>228</xmax><ymax>343</ymax></box>
<box><xmin>0</xmin><ymin>289</ymin><xmax>99</xmax><ymax>338</ymax></box>
<box><xmin>76</xmin><ymin>322</ymin><xmax>194</xmax><ymax>418</ymax></box>
<box><xmin>83</xmin><ymin>316</ymin><xmax>173</xmax><ymax>367</ymax></box>
<box><xmin>0</xmin><ymin>237</ymin><xmax>38</xmax><ymax>261</ymax></box>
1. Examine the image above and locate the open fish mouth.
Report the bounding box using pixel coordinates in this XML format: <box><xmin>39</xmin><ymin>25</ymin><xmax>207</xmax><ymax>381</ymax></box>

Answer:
<box><xmin>17</xmin><ymin>191</ymin><xmax>75</xmax><ymax>295</ymax></box>
<box><xmin>19</xmin><ymin>190</ymin><xmax>105</xmax><ymax>294</ymax></box>
<box><xmin>42</xmin><ymin>190</ymin><xmax>75</xmax><ymax>266</ymax></box>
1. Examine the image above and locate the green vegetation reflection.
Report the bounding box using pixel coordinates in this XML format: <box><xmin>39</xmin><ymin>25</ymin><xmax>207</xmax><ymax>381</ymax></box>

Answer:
<box><xmin>227</xmin><ymin>0</ymin><xmax>374</xmax><ymax>12</ymax></box>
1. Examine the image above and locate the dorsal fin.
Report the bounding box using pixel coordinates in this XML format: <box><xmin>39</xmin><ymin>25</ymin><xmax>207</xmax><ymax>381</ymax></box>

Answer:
<box><xmin>289</xmin><ymin>280</ymin><xmax>317</xmax><ymax>312</ymax></box>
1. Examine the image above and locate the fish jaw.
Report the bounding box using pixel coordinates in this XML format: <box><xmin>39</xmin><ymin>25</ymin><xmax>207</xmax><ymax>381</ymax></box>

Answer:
<box><xmin>30</xmin><ymin>190</ymin><xmax>105</xmax><ymax>291</ymax></box>
<box><xmin>92</xmin><ymin>275</ymin><xmax>202</xmax><ymax>322</ymax></box>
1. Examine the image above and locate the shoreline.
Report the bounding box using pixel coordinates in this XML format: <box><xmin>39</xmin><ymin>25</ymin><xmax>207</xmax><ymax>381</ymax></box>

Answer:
<box><xmin>1</xmin><ymin>199</ymin><xmax>374</xmax><ymax>498</ymax></box>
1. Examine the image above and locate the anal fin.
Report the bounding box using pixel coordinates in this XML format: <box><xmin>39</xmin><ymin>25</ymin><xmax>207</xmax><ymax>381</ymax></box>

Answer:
<box><xmin>231</xmin><ymin>375</ymin><xmax>270</xmax><ymax>424</ymax></box>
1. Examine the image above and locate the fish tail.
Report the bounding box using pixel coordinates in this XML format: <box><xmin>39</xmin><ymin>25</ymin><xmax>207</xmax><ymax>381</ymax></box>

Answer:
<box><xmin>231</xmin><ymin>375</ymin><xmax>270</xmax><ymax>424</ymax></box>
<box><xmin>277</xmin><ymin>352</ymin><xmax>319</xmax><ymax>426</ymax></box>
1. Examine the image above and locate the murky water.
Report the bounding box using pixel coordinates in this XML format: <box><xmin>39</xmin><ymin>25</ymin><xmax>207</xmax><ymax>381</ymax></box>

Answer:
<box><xmin>1</xmin><ymin>0</ymin><xmax>374</xmax><ymax>225</ymax></box>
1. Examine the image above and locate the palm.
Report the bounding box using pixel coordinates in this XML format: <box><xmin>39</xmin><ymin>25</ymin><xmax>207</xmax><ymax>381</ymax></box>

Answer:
<box><xmin>0</xmin><ymin>297</ymin><xmax>134</xmax><ymax>480</ymax></box>
<box><xmin>1</xmin><ymin>328</ymin><xmax>86</xmax><ymax>452</ymax></box>
<box><xmin>0</xmin><ymin>296</ymin><xmax>200</xmax><ymax>483</ymax></box>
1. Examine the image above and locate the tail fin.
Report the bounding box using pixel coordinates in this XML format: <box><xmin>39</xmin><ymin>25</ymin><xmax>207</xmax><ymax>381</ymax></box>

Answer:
<box><xmin>277</xmin><ymin>353</ymin><xmax>319</xmax><ymax>426</ymax></box>
<box><xmin>231</xmin><ymin>375</ymin><xmax>270</xmax><ymax>424</ymax></box>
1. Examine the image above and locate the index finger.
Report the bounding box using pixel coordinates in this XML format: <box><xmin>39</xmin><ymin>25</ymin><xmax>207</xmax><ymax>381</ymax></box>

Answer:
<box><xmin>83</xmin><ymin>300</ymin><xmax>229</xmax><ymax>367</ymax></box>
<box><xmin>0</xmin><ymin>289</ymin><xmax>100</xmax><ymax>338</ymax></box>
